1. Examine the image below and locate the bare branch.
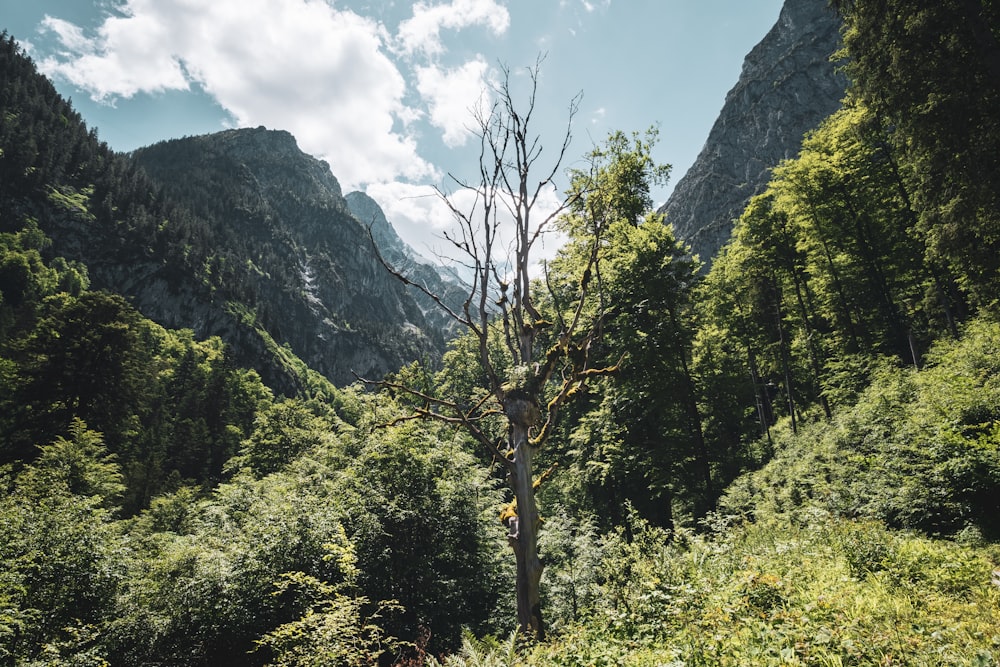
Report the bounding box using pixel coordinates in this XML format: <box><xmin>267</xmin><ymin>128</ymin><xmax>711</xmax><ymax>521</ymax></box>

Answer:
<box><xmin>530</xmin><ymin>356</ymin><xmax>623</xmax><ymax>447</ymax></box>
<box><xmin>357</xmin><ymin>373</ymin><xmax>514</xmax><ymax>471</ymax></box>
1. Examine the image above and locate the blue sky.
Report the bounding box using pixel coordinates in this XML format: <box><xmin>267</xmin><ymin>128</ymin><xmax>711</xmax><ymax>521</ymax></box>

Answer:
<box><xmin>1</xmin><ymin>0</ymin><xmax>784</xmax><ymax>255</ymax></box>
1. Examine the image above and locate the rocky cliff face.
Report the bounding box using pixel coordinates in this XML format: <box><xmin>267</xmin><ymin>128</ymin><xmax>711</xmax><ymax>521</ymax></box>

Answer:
<box><xmin>344</xmin><ymin>191</ymin><xmax>466</xmax><ymax>336</ymax></box>
<box><xmin>127</xmin><ymin>127</ymin><xmax>444</xmax><ymax>388</ymax></box>
<box><xmin>659</xmin><ymin>0</ymin><xmax>847</xmax><ymax>266</ymax></box>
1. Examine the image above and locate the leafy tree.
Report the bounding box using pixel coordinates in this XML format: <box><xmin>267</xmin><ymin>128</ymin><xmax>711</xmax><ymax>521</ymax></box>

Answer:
<box><xmin>16</xmin><ymin>418</ymin><xmax>126</xmax><ymax>505</ymax></box>
<box><xmin>0</xmin><ymin>421</ymin><xmax>125</xmax><ymax>665</ymax></box>
<box><xmin>0</xmin><ymin>280</ymin><xmax>266</xmax><ymax>511</ymax></box>
<box><xmin>539</xmin><ymin>132</ymin><xmax>729</xmax><ymax>528</ymax></box>
<box><xmin>536</xmin><ymin>509</ymin><xmax>603</xmax><ymax>630</ymax></box>
<box><xmin>719</xmin><ymin>315</ymin><xmax>1000</xmax><ymax>539</ymax></box>
<box><xmin>109</xmin><ymin>463</ymin><xmax>358</xmax><ymax>666</ymax></box>
<box><xmin>1</xmin><ymin>291</ymin><xmax>153</xmax><ymax>463</ymax></box>
<box><xmin>693</xmin><ymin>98</ymin><xmax>976</xmax><ymax>445</ymax></box>
<box><xmin>834</xmin><ymin>0</ymin><xmax>1000</xmax><ymax>309</ymax></box>
<box><xmin>340</xmin><ymin>416</ymin><xmax>507</xmax><ymax>656</ymax></box>
<box><xmin>598</xmin><ymin>214</ymin><xmax>711</xmax><ymax>520</ymax></box>
<box><xmin>230</xmin><ymin>399</ymin><xmax>335</xmax><ymax>477</ymax></box>
<box><xmin>254</xmin><ymin>571</ymin><xmax>402</xmax><ymax>667</ymax></box>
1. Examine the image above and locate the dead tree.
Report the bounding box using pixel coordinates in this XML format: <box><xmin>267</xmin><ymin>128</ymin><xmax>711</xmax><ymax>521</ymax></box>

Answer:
<box><xmin>364</xmin><ymin>61</ymin><xmax>619</xmax><ymax>640</ymax></box>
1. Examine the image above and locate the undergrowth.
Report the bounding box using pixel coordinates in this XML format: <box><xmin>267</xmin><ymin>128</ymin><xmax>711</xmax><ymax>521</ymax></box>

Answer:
<box><xmin>434</xmin><ymin>517</ymin><xmax>999</xmax><ymax>666</ymax></box>
<box><xmin>431</xmin><ymin>320</ymin><xmax>1000</xmax><ymax>665</ymax></box>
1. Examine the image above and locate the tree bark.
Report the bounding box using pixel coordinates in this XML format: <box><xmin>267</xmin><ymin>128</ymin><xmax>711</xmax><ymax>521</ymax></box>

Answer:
<box><xmin>668</xmin><ymin>307</ymin><xmax>713</xmax><ymax>509</ymax></box>
<box><xmin>504</xmin><ymin>397</ymin><xmax>545</xmax><ymax>640</ymax></box>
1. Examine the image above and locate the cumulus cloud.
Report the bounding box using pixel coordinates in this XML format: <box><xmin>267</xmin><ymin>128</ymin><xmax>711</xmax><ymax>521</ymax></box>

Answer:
<box><xmin>32</xmin><ymin>0</ymin><xmax>536</xmax><ymax>254</ymax></box>
<box><xmin>397</xmin><ymin>1</ymin><xmax>508</xmax><ymax>149</ymax></box>
<box><xmin>415</xmin><ymin>58</ymin><xmax>492</xmax><ymax>147</ymax></box>
<box><xmin>37</xmin><ymin>0</ymin><xmax>435</xmax><ymax>189</ymax></box>
<box><xmin>396</xmin><ymin>0</ymin><xmax>510</xmax><ymax>58</ymax></box>
<box><xmin>39</xmin><ymin>14</ymin><xmax>189</xmax><ymax>99</ymax></box>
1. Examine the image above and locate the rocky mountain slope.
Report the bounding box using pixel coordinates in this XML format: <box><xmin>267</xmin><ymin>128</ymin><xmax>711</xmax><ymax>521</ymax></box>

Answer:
<box><xmin>129</xmin><ymin>128</ymin><xmax>444</xmax><ymax>388</ymax></box>
<box><xmin>344</xmin><ymin>191</ymin><xmax>466</xmax><ymax>335</ymax></box>
<box><xmin>1</xmin><ymin>30</ymin><xmax>455</xmax><ymax>394</ymax></box>
<box><xmin>660</xmin><ymin>0</ymin><xmax>847</xmax><ymax>265</ymax></box>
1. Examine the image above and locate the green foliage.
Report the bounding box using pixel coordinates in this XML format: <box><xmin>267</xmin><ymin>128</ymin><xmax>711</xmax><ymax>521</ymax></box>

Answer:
<box><xmin>425</xmin><ymin>631</ymin><xmax>520</xmax><ymax>667</ymax></box>
<box><xmin>47</xmin><ymin>185</ymin><xmax>96</xmax><ymax>221</ymax></box>
<box><xmin>108</xmin><ymin>465</ymin><xmax>361</xmax><ymax>664</ymax></box>
<box><xmin>0</xmin><ymin>424</ymin><xmax>125</xmax><ymax>666</ymax></box>
<box><xmin>536</xmin><ymin>509</ymin><xmax>604</xmax><ymax>631</ymax></box>
<box><xmin>0</xmin><ymin>214</ymin><xmax>270</xmax><ymax>510</ymax></box>
<box><xmin>0</xmin><ymin>219</ymin><xmax>88</xmax><ymax>338</ymax></box>
<box><xmin>340</xmin><ymin>418</ymin><xmax>510</xmax><ymax>654</ymax></box>
<box><xmin>16</xmin><ymin>418</ymin><xmax>125</xmax><ymax>505</ymax></box>
<box><xmin>0</xmin><ymin>131</ymin><xmax>504</xmax><ymax>665</ymax></box>
<box><xmin>442</xmin><ymin>315</ymin><xmax>1000</xmax><ymax>664</ymax></box>
<box><xmin>542</xmin><ymin>130</ymin><xmax>717</xmax><ymax>529</ymax></box>
<box><xmin>719</xmin><ymin>316</ymin><xmax>1000</xmax><ymax>538</ymax></box>
<box><xmin>230</xmin><ymin>399</ymin><xmax>337</xmax><ymax>477</ymax></box>
<box><xmin>836</xmin><ymin>0</ymin><xmax>1000</xmax><ymax>310</ymax></box>
<box><xmin>520</xmin><ymin>517</ymin><xmax>999</xmax><ymax>666</ymax></box>
<box><xmin>690</xmin><ymin>90</ymin><xmax>992</xmax><ymax>478</ymax></box>
<box><xmin>255</xmin><ymin>568</ymin><xmax>402</xmax><ymax>667</ymax></box>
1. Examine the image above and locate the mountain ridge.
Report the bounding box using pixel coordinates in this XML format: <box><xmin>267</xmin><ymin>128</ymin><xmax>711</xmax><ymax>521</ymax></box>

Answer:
<box><xmin>660</xmin><ymin>0</ymin><xmax>847</xmax><ymax>265</ymax></box>
<box><xmin>130</xmin><ymin>126</ymin><xmax>447</xmax><ymax>387</ymax></box>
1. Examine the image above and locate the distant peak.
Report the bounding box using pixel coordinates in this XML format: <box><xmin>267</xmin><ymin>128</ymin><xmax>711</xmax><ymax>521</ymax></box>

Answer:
<box><xmin>345</xmin><ymin>191</ymin><xmax>406</xmax><ymax>258</ymax></box>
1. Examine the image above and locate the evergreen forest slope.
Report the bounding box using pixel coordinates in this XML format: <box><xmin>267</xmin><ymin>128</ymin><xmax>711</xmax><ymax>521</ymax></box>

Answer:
<box><xmin>0</xmin><ymin>42</ymin><xmax>444</xmax><ymax>395</ymax></box>
<box><xmin>1</xmin><ymin>0</ymin><xmax>999</xmax><ymax>662</ymax></box>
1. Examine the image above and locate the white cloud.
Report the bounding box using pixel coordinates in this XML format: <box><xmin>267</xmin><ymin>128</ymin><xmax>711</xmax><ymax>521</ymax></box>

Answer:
<box><xmin>366</xmin><ymin>178</ymin><xmax>565</xmax><ymax>269</ymax></box>
<box><xmin>39</xmin><ymin>14</ymin><xmax>189</xmax><ymax>99</ymax></box>
<box><xmin>396</xmin><ymin>0</ymin><xmax>510</xmax><ymax>58</ymax></box>
<box><xmin>36</xmin><ymin>0</ymin><xmax>435</xmax><ymax>189</ymax></box>
<box><xmin>39</xmin><ymin>16</ymin><xmax>93</xmax><ymax>55</ymax></box>
<box><xmin>415</xmin><ymin>58</ymin><xmax>491</xmax><ymax>147</ymax></box>
<box><xmin>31</xmin><ymin>0</ymin><xmax>564</xmax><ymax>258</ymax></box>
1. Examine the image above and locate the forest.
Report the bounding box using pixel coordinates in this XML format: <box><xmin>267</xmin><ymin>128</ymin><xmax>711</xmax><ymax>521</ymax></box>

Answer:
<box><xmin>1</xmin><ymin>0</ymin><xmax>999</xmax><ymax>664</ymax></box>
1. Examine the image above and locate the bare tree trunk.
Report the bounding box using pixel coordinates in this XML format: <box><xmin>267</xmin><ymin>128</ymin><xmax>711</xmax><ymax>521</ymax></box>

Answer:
<box><xmin>747</xmin><ymin>347</ymin><xmax>774</xmax><ymax>446</ymax></box>
<box><xmin>504</xmin><ymin>398</ymin><xmax>545</xmax><ymax>639</ymax></box>
<box><xmin>789</xmin><ymin>266</ymin><xmax>832</xmax><ymax>419</ymax></box>
<box><xmin>668</xmin><ymin>307</ymin><xmax>713</xmax><ymax>509</ymax></box>
<box><xmin>366</xmin><ymin>63</ymin><xmax>632</xmax><ymax>639</ymax></box>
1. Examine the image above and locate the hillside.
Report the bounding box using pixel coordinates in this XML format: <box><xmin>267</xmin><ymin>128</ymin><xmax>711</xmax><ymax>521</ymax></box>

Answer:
<box><xmin>132</xmin><ymin>129</ymin><xmax>445</xmax><ymax>387</ymax></box>
<box><xmin>0</xmin><ymin>35</ymin><xmax>447</xmax><ymax>394</ymax></box>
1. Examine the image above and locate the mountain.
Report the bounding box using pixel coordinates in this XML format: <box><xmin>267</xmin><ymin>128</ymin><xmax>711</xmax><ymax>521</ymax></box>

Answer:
<box><xmin>0</xmin><ymin>34</ymin><xmax>445</xmax><ymax>394</ymax></box>
<box><xmin>660</xmin><ymin>0</ymin><xmax>847</xmax><ymax>265</ymax></box>
<box><xmin>344</xmin><ymin>191</ymin><xmax>467</xmax><ymax>336</ymax></box>
<box><xmin>129</xmin><ymin>128</ymin><xmax>445</xmax><ymax>388</ymax></box>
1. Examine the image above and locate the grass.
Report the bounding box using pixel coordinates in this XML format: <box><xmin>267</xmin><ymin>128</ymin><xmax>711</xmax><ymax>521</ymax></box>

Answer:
<box><xmin>47</xmin><ymin>185</ymin><xmax>95</xmax><ymax>221</ymax></box>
